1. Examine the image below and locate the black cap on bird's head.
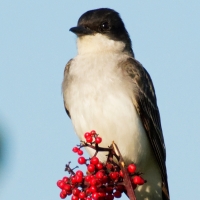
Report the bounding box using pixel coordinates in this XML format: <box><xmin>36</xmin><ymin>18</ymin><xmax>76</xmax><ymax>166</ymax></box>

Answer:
<box><xmin>70</xmin><ymin>8</ymin><xmax>134</xmax><ymax>56</ymax></box>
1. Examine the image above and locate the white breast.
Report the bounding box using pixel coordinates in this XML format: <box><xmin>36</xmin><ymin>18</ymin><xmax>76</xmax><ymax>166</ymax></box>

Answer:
<box><xmin>63</xmin><ymin>51</ymin><xmax>153</xmax><ymax>172</ymax></box>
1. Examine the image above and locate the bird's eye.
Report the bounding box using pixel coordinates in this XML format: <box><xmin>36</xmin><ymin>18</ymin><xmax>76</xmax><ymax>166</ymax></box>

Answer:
<box><xmin>100</xmin><ymin>22</ymin><xmax>110</xmax><ymax>32</ymax></box>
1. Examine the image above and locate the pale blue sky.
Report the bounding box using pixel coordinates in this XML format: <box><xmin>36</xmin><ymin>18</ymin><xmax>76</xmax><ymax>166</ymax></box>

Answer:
<box><xmin>0</xmin><ymin>1</ymin><xmax>200</xmax><ymax>199</ymax></box>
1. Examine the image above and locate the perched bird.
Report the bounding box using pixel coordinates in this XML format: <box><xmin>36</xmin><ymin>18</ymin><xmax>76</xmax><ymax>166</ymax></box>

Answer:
<box><xmin>62</xmin><ymin>8</ymin><xmax>169</xmax><ymax>200</ymax></box>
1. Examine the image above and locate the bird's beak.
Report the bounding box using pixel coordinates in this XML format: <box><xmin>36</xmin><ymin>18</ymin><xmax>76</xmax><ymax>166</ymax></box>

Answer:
<box><xmin>69</xmin><ymin>26</ymin><xmax>94</xmax><ymax>36</ymax></box>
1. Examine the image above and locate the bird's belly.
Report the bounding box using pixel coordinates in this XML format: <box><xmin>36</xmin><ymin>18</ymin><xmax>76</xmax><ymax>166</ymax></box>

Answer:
<box><xmin>68</xmin><ymin>83</ymin><xmax>152</xmax><ymax>171</ymax></box>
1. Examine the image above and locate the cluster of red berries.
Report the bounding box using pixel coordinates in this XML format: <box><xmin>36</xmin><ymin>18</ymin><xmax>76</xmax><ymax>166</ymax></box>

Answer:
<box><xmin>57</xmin><ymin>130</ymin><xmax>145</xmax><ymax>199</ymax></box>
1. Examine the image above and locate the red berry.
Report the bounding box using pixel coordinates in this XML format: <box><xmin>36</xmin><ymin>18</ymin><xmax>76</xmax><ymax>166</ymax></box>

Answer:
<box><xmin>95</xmin><ymin>171</ymin><xmax>104</xmax><ymax>179</ymax></box>
<box><xmin>60</xmin><ymin>190</ymin><xmax>67</xmax><ymax>199</ymax></box>
<box><xmin>75</xmin><ymin>175</ymin><xmax>83</xmax><ymax>183</ymax></box>
<box><xmin>113</xmin><ymin>190</ymin><xmax>122</xmax><ymax>198</ymax></box>
<box><xmin>61</xmin><ymin>189</ymin><xmax>67</xmax><ymax>195</ymax></box>
<box><xmin>57</xmin><ymin>180</ymin><xmax>61</xmax><ymax>187</ymax></box>
<box><xmin>90</xmin><ymin>156</ymin><xmax>99</xmax><ymax>165</ymax></box>
<box><xmin>89</xmin><ymin>186</ymin><xmax>97</xmax><ymax>193</ymax></box>
<box><xmin>115</xmin><ymin>185</ymin><xmax>125</xmax><ymax>192</ymax></box>
<box><xmin>79</xmin><ymin>191</ymin><xmax>86</xmax><ymax>199</ymax></box>
<box><xmin>96</xmin><ymin>162</ymin><xmax>103</xmax><ymax>170</ymax></box>
<box><xmin>101</xmin><ymin>175</ymin><xmax>108</xmax><ymax>184</ymax></box>
<box><xmin>78</xmin><ymin>156</ymin><xmax>86</xmax><ymax>164</ymax></box>
<box><xmin>106</xmin><ymin>194</ymin><xmax>114</xmax><ymax>200</ymax></box>
<box><xmin>98</xmin><ymin>191</ymin><xmax>106</xmax><ymax>198</ymax></box>
<box><xmin>72</xmin><ymin>147</ymin><xmax>79</xmax><ymax>153</ymax></box>
<box><xmin>76</xmin><ymin>170</ymin><xmax>83</xmax><ymax>177</ymax></box>
<box><xmin>106</xmin><ymin>163</ymin><xmax>113</xmax><ymax>170</ymax></box>
<box><xmin>63</xmin><ymin>184</ymin><xmax>71</xmax><ymax>191</ymax></box>
<box><xmin>71</xmin><ymin>176</ymin><xmax>77</xmax><ymax>184</ymax></box>
<box><xmin>87</xmin><ymin>164</ymin><xmax>95</xmax><ymax>173</ymax></box>
<box><xmin>92</xmin><ymin>192</ymin><xmax>99</xmax><ymax>199</ymax></box>
<box><xmin>105</xmin><ymin>186</ymin><xmax>113</xmax><ymax>194</ymax></box>
<box><xmin>66</xmin><ymin>190</ymin><xmax>72</xmax><ymax>195</ymax></box>
<box><xmin>98</xmin><ymin>188</ymin><xmax>106</xmax><ymax>200</ymax></box>
<box><xmin>86</xmin><ymin>136</ymin><xmax>93</xmax><ymax>143</ymax></box>
<box><xmin>90</xmin><ymin>178</ymin><xmax>97</xmax><ymax>186</ymax></box>
<box><xmin>77</xmin><ymin>149</ymin><xmax>83</xmax><ymax>155</ymax></box>
<box><xmin>71</xmin><ymin>195</ymin><xmax>79</xmax><ymax>200</ymax></box>
<box><xmin>109</xmin><ymin>172</ymin><xmax>119</xmax><ymax>180</ymax></box>
<box><xmin>85</xmin><ymin>175</ymin><xmax>92</xmax><ymax>183</ymax></box>
<box><xmin>57</xmin><ymin>180</ymin><xmax>65</xmax><ymax>189</ymax></box>
<box><xmin>90</xmin><ymin>130</ymin><xmax>96</xmax><ymax>135</ymax></box>
<box><xmin>132</xmin><ymin>176</ymin><xmax>145</xmax><ymax>185</ymax></box>
<box><xmin>72</xmin><ymin>188</ymin><xmax>81</xmax><ymax>196</ymax></box>
<box><xmin>62</xmin><ymin>176</ymin><xmax>69</xmax><ymax>183</ymax></box>
<box><xmin>84</xmin><ymin>132</ymin><xmax>91</xmax><ymax>138</ymax></box>
<box><xmin>95</xmin><ymin>137</ymin><xmax>102</xmax><ymax>144</ymax></box>
<box><xmin>127</xmin><ymin>164</ymin><xmax>137</xmax><ymax>174</ymax></box>
<box><xmin>85</xmin><ymin>188</ymin><xmax>91</xmax><ymax>195</ymax></box>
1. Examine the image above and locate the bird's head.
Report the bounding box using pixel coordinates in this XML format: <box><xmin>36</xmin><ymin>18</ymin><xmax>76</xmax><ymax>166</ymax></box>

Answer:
<box><xmin>70</xmin><ymin>8</ymin><xmax>134</xmax><ymax>56</ymax></box>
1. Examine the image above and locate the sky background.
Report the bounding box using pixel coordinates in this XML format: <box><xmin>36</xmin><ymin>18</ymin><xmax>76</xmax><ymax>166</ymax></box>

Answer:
<box><xmin>0</xmin><ymin>1</ymin><xmax>200</xmax><ymax>199</ymax></box>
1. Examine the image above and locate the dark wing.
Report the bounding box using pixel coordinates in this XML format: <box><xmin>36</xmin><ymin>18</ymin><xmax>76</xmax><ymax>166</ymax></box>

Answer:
<box><xmin>62</xmin><ymin>59</ymin><xmax>73</xmax><ymax>118</ymax></box>
<box><xmin>122</xmin><ymin>58</ymin><xmax>170</xmax><ymax>200</ymax></box>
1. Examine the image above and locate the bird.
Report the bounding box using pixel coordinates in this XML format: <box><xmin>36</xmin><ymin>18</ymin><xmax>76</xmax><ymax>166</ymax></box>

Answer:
<box><xmin>62</xmin><ymin>8</ymin><xmax>169</xmax><ymax>200</ymax></box>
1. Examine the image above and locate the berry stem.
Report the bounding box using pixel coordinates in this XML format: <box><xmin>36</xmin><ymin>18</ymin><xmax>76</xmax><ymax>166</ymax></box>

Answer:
<box><xmin>65</xmin><ymin>162</ymin><xmax>76</xmax><ymax>175</ymax></box>
<box><xmin>112</xmin><ymin>142</ymin><xmax>137</xmax><ymax>200</ymax></box>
